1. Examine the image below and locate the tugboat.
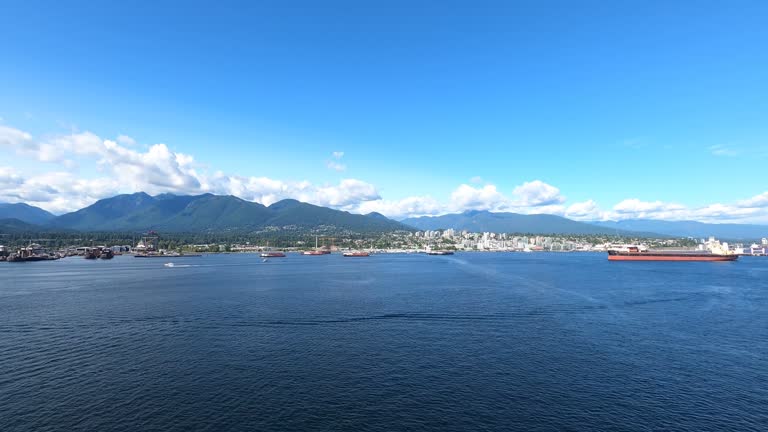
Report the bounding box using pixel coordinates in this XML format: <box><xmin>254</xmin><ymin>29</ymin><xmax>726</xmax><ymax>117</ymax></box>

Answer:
<box><xmin>100</xmin><ymin>248</ymin><xmax>115</xmax><ymax>259</ymax></box>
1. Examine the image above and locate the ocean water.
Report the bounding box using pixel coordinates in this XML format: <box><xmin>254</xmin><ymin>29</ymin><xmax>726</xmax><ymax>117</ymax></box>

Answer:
<box><xmin>0</xmin><ymin>252</ymin><xmax>766</xmax><ymax>431</ymax></box>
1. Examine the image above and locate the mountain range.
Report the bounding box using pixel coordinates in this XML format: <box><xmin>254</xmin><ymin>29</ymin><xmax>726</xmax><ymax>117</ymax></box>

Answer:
<box><xmin>403</xmin><ymin>211</ymin><xmax>768</xmax><ymax>239</ymax></box>
<box><xmin>591</xmin><ymin>219</ymin><xmax>768</xmax><ymax>240</ymax></box>
<box><xmin>2</xmin><ymin>194</ymin><xmax>767</xmax><ymax>239</ymax></box>
<box><xmin>401</xmin><ymin>210</ymin><xmax>652</xmax><ymax>236</ymax></box>
<box><xmin>0</xmin><ymin>203</ymin><xmax>56</xmax><ymax>225</ymax></box>
<box><xmin>2</xmin><ymin>193</ymin><xmax>409</xmax><ymax>233</ymax></box>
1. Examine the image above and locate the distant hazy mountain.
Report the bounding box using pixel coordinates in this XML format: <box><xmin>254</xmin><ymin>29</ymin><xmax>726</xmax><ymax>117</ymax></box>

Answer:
<box><xmin>402</xmin><ymin>210</ymin><xmax>647</xmax><ymax>235</ymax></box>
<box><xmin>46</xmin><ymin>193</ymin><xmax>410</xmax><ymax>233</ymax></box>
<box><xmin>592</xmin><ymin>219</ymin><xmax>768</xmax><ymax>240</ymax></box>
<box><xmin>0</xmin><ymin>203</ymin><xmax>56</xmax><ymax>225</ymax></box>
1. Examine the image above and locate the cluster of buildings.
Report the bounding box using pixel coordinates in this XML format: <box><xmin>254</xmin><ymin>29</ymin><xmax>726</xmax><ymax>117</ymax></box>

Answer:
<box><xmin>408</xmin><ymin>230</ymin><xmax>648</xmax><ymax>252</ymax></box>
<box><xmin>732</xmin><ymin>237</ymin><xmax>768</xmax><ymax>256</ymax></box>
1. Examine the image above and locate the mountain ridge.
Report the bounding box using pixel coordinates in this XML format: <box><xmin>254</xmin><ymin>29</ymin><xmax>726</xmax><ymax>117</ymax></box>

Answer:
<box><xmin>0</xmin><ymin>203</ymin><xmax>56</xmax><ymax>225</ymax></box>
<box><xmin>591</xmin><ymin>219</ymin><xmax>768</xmax><ymax>240</ymax></box>
<box><xmin>43</xmin><ymin>193</ymin><xmax>410</xmax><ymax>233</ymax></box>
<box><xmin>4</xmin><ymin>195</ymin><xmax>767</xmax><ymax>238</ymax></box>
<box><xmin>401</xmin><ymin>210</ymin><xmax>660</xmax><ymax>236</ymax></box>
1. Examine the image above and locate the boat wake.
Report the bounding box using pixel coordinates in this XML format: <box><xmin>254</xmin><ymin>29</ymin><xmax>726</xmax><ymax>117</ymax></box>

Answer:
<box><xmin>163</xmin><ymin>263</ymin><xmax>196</xmax><ymax>268</ymax></box>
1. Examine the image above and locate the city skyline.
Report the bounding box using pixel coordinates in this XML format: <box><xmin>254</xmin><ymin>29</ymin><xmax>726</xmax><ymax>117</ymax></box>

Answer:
<box><xmin>2</xmin><ymin>1</ymin><xmax>768</xmax><ymax>222</ymax></box>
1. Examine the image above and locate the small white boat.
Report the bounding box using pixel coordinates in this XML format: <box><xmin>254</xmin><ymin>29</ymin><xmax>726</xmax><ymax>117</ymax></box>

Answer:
<box><xmin>164</xmin><ymin>262</ymin><xmax>175</xmax><ymax>267</ymax></box>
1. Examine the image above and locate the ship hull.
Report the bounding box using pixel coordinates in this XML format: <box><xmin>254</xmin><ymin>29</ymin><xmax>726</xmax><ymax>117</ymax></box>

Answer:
<box><xmin>608</xmin><ymin>252</ymin><xmax>738</xmax><ymax>262</ymax></box>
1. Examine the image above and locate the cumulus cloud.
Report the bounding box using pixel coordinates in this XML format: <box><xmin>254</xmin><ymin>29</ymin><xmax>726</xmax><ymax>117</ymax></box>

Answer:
<box><xmin>4</xmin><ymin>123</ymin><xmax>768</xmax><ymax>223</ymax></box>
<box><xmin>0</xmin><ymin>125</ymin><xmax>381</xmax><ymax>213</ymax></box>
<box><xmin>312</xmin><ymin>179</ymin><xmax>380</xmax><ymax>208</ymax></box>
<box><xmin>737</xmin><ymin>191</ymin><xmax>768</xmax><ymax>208</ymax></box>
<box><xmin>357</xmin><ymin>196</ymin><xmax>444</xmax><ymax>220</ymax></box>
<box><xmin>450</xmin><ymin>184</ymin><xmax>508</xmax><ymax>211</ymax></box>
<box><xmin>0</xmin><ymin>125</ymin><xmax>32</xmax><ymax>145</ymax></box>
<box><xmin>117</xmin><ymin>134</ymin><xmax>137</xmax><ymax>146</ymax></box>
<box><xmin>565</xmin><ymin>200</ymin><xmax>602</xmax><ymax>220</ymax></box>
<box><xmin>594</xmin><ymin>194</ymin><xmax>768</xmax><ymax>223</ymax></box>
<box><xmin>0</xmin><ymin>166</ymin><xmax>121</xmax><ymax>213</ymax></box>
<box><xmin>512</xmin><ymin>180</ymin><xmax>565</xmax><ymax>206</ymax></box>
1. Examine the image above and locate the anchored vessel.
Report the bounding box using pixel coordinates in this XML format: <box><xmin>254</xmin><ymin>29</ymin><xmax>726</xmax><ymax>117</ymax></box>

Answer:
<box><xmin>303</xmin><ymin>237</ymin><xmax>332</xmax><ymax>255</ymax></box>
<box><xmin>7</xmin><ymin>243</ymin><xmax>59</xmax><ymax>262</ymax></box>
<box><xmin>607</xmin><ymin>244</ymin><xmax>737</xmax><ymax>262</ymax></box>
<box><xmin>343</xmin><ymin>251</ymin><xmax>370</xmax><ymax>257</ymax></box>
<box><xmin>260</xmin><ymin>252</ymin><xmax>286</xmax><ymax>258</ymax></box>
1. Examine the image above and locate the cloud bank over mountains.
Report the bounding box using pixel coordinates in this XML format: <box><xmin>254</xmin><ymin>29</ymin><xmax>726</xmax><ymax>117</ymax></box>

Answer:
<box><xmin>1</xmin><ymin>123</ymin><xmax>768</xmax><ymax>223</ymax></box>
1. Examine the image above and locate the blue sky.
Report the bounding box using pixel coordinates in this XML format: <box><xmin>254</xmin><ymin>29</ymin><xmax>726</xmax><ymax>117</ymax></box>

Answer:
<box><xmin>1</xmin><ymin>0</ymin><xmax>768</xmax><ymax>221</ymax></box>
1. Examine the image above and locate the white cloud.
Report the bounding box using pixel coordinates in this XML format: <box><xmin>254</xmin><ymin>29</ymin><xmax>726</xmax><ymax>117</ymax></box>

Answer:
<box><xmin>0</xmin><ymin>125</ymin><xmax>33</xmax><ymax>148</ymax></box>
<box><xmin>3</xmin><ymin>123</ymin><xmax>768</xmax><ymax>223</ymax></box>
<box><xmin>312</xmin><ymin>179</ymin><xmax>380</xmax><ymax>208</ymax></box>
<box><xmin>0</xmin><ymin>166</ymin><xmax>120</xmax><ymax>213</ymax></box>
<box><xmin>450</xmin><ymin>184</ymin><xmax>507</xmax><ymax>212</ymax></box>
<box><xmin>512</xmin><ymin>180</ymin><xmax>565</xmax><ymax>207</ymax></box>
<box><xmin>594</xmin><ymin>194</ymin><xmax>768</xmax><ymax>223</ymax></box>
<box><xmin>326</xmin><ymin>151</ymin><xmax>346</xmax><ymax>171</ymax></box>
<box><xmin>470</xmin><ymin>176</ymin><xmax>483</xmax><ymax>184</ymax></box>
<box><xmin>737</xmin><ymin>191</ymin><xmax>768</xmax><ymax>208</ymax></box>
<box><xmin>0</xmin><ymin>166</ymin><xmax>24</xmax><ymax>190</ymax></box>
<box><xmin>610</xmin><ymin>199</ymin><xmax>687</xmax><ymax>220</ymax></box>
<box><xmin>357</xmin><ymin>196</ymin><xmax>444</xmax><ymax>219</ymax></box>
<box><xmin>565</xmin><ymin>200</ymin><xmax>602</xmax><ymax>220</ymax></box>
<box><xmin>709</xmin><ymin>144</ymin><xmax>739</xmax><ymax>157</ymax></box>
<box><xmin>0</xmin><ymin>125</ymin><xmax>382</xmax><ymax>213</ymax></box>
<box><xmin>326</xmin><ymin>161</ymin><xmax>347</xmax><ymax>172</ymax></box>
<box><xmin>117</xmin><ymin>134</ymin><xmax>137</xmax><ymax>146</ymax></box>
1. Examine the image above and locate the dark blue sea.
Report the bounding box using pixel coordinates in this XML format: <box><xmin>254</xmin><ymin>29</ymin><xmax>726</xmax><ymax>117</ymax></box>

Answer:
<box><xmin>1</xmin><ymin>252</ymin><xmax>766</xmax><ymax>431</ymax></box>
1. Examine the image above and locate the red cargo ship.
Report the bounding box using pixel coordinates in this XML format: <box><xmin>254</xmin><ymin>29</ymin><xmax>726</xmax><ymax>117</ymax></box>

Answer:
<box><xmin>607</xmin><ymin>246</ymin><xmax>737</xmax><ymax>262</ymax></box>
<box><xmin>260</xmin><ymin>252</ymin><xmax>286</xmax><ymax>258</ymax></box>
